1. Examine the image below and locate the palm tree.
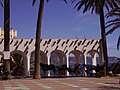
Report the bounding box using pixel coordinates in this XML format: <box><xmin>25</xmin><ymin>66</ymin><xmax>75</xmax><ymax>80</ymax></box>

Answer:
<box><xmin>106</xmin><ymin>7</ymin><xmax>120</xmax><ymax>50</ymax></box>
<box><xmin>4</xmin><ymin>0</ymin><xmax>11</xmax><ymax>79</ymax></box>
<box><xmin>72</xmin><ymin>0</ymin><xmax>119</xmax><ymax>76</ymax></box>
<box><xmin>32</xmin><ymin>0</ymin><xmax>44</xmax><ymax>79</ymax></box>
<box><xmin>32</xmin><ymin>0</ymin><xmax>67</xmax><ymax>79</ymax></box>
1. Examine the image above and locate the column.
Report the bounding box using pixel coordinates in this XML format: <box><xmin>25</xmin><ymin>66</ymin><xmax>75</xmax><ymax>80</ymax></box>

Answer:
<box><xmin>47</xmin><ymin>55</ymin><xmax>50</xmax><ymax>76</ymax></box>
<box><xmin>84</xmin><ymin>54</ymin><xmax>87</xmax><ymax>76</ymax></box>
<box><xmin>26</xmin><ymin>55</ymin><xmax>30</xmax><ymax>77</ymax></box>
<box><xmin>92</xmin><ymin>53</ymin><xmax>97</xmax><ymax>66</ymax></box>
<box><xmin>66</xmin><ymin>55</ymin><xmax>69</xmax><ymax>76</ymax></box>
<box><xmin>84</xmin><ymin>55</ymin><xmax>87</xmax><ymax>65</ymax></box>
<box><xmin>92</xmin><ymin>53</ymin><xmax>97</xmax><ymax>74</ymax></box>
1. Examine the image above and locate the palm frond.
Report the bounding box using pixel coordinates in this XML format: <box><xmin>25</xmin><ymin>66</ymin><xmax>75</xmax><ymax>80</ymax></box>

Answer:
<box><xmin>112</xmin><ymin>0</ymin><xmax>119</xmax><ymax>8</ymax></box>
<box><xmin>0</xmin><ymin>0</ymin><xmax>4</xmax><ymax>8</ymax></box>
<box><xmin>106</xmin><ymin>8</ymin><xmax>120</xmax><ymax>18</ymax></box>
<box><xmin>106</xmin><ymin>23</ymin><xmax>120</xmax><ymax>35</ymax></box>
<box><xmin>32</xmin><ymin>0</ymin><xmax>67</xmax><ymax>6</ymax></box>
<box><xmin>32</xmin><ymin>0</ymin><xmax>36</xmax><ymax>6</ymax></box>
<box><xmin>74</xmin><ymin>1</ymin><xmax>82</xmax><ymax>11</ymax></box>
<box><xmin>105</xmin><ymin>4</ymin><xmax>109</xmax><ymax>12</ymax></box>
<box><xmin>63</xmin><ymin>0</ymin><xmax>67</xmax><ymax>4</ymax></box>
<box><xmin>106</xmin><ymin>21</ymin><xmax>119</xmax><ymax>29</ymax></box>
<box><xmin>117</xmin><ymin>36</ymin><xmax>120</xmax><ymax>50</ymax></box>
<box><xmin>91</xmin><ymin>5</ymin><xmax>95</xmax><ymax>14</ymax></box>
<box><xmin>73</xmin><ymin>0</ymin><xmax>120</xmax><ymax>15</ymax></box>
<box><xmin>106</xmin><ymin>28</ymin><xmax>114</xmax><ymax>35</ymax></box>
<box><xmin>106</xmin><ymin>7</ymin><xmax>120</xmax><ymax>36</ymax></box>
<box><xmin>106</xmin><ymin>18</ymin><xmax>120</xmax><ymax>24</ymax></box>
<box><xmin>83</xmin><ymin>0</ymin><xmax>91</xmax><ymax>13</ymax></box>
<box><xmin>71</xmin><ymin>0</ymin><xmax>76</xmax><ymax>4</ymax></box>
<box><xmin>47</xmin><ymin>0</ymin><xmax>49</xmax><ymax>3</ymax></box>
<box><xmin>89</xmin><ymin>0</ymin><xmax>94</xmax><ymax>10</ymax></box>
<box><xmin>106</xmin><ymin>0</ymin><xmax>114</xmax><ymax>9</ymax></box>
<box><xmin>116</xmin><ymin>0</ymin><xmax>120</xmax><ymax>4</ymax></box>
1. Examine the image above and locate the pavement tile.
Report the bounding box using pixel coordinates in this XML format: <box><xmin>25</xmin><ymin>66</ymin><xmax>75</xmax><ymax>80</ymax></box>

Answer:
<box><xmin>0</xmin><ymin>77</ymin><xmax>119</xmax><ymax>90</ymax></box>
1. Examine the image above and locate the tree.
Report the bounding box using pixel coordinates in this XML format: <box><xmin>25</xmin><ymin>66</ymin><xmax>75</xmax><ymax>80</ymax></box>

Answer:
<box><xmin>106</xmin><ymin>7</ymin><xmax>120</xmax><ymax>50</ymax></box>
<box><xmin>32</xmin><ymin>0</ymin><xmax>44</xmax><ymax>79</ymax></box>
<box><xmin>4</xmin><ymin>0</ymin><xmax>11</xmax><ymax>79</ymax></box>
<box><xmin>72</xmin><ymin>0</ymin><xmax>119</xmax><ymax>76</ymax></box>
<box><xmin>32</xmin><ymin>0</ymin><xmax>67</xmax><ymax>79</ymax></box>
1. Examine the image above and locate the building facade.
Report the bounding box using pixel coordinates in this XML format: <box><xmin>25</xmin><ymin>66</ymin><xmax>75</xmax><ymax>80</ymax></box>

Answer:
<box><xmin>0</xmin><ymin>27</ymin><xmax>17</xmax><ymax>38</ymax></box>
<box><xmin>0</xmin><ymin>38</ymin><xmax>103</xmax><ymax>77</ymax></box>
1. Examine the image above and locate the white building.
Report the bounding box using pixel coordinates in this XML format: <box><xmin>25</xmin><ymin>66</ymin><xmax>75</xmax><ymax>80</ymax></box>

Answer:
<box><xmin>0</xmin><ymin>27</ymin><xmax>17</xmax><ymax>38</ymax></box>
<box><xmin>0</xmin><ymin>38</ymin><xmax>103</xmax><ymax>77</ymax></box>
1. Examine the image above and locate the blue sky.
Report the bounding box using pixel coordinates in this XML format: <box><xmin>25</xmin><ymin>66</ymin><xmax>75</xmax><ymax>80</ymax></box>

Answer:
<box><xmin>0</xmin><ymin>0</ymin><xmax>119</xmax><ymax>57</ymax></box>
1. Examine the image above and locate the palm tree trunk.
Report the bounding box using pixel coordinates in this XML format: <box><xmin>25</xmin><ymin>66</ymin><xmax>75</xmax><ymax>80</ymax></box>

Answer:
<box><xmin>99</xmin><ymin>7</ymin><xmax>108</xmax><ymax>77</ymax></box>
<box><xmin>33</xmin><ymin>0</ymin><xmax>44</xmax><ymax>79</ymax></box>
<box><xmin>4</xmin><ymin>0</ymin><xmax>10</xmax><ymax>79</ymax></box>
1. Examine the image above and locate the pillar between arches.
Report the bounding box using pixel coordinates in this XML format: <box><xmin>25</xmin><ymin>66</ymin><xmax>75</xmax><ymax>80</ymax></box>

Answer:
<box><xmin>26</xmin><ymin>55</ymin><xmax>30</xmax><ymax>77</ymax></box>
<box><xmin>84</xmin><ymin>54</ymin><xmax>87</xmax><ymax>76</ymax></box>
<box><xmin>66</xmin><ymin>54</ymin><xmax>69</xmax><ymax>76</ymax></box>
<box><xmin>92</xmin><ymin>53</ymin><xmax>97</xmax><ymax>66</ymax></box>
<box><xmin>84</xmin><ymin>54</ymin><xmax>87</xmax><ymax>65</ymax></box>
<box><xmin>47</xmin><ymin>54</ymin><xmax>51</xmax><ymax>76</ymax></box>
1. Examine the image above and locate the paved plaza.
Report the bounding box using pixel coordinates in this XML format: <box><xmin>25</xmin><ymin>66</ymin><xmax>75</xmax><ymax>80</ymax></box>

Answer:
<box><xmin>0</xmin><ymin>77</ymin><xmax>120</xmax><ymax>90</ymax></box>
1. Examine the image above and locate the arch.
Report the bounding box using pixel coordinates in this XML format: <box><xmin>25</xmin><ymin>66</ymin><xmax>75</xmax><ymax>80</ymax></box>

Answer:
<box><xmin>30</xmin><ymin>50</ymin><xmax>47</xmax><ymax>75</ymax></box>
<box><xmin>50</xmin><ymin>50</ymin><xmax>66</xmax><ymax>76</ymax></box>
<box><xmin>30</xmin><ymin>50</ymin><xmax>47</xmax><ymax>64</ymax></box>
<box><xmin>69</xmin><ymin>50</ymin><xmax>84</xmax><ymax>64</ymax></box>
<box><xmin>10</xmin><ymin>50</ymin><xmax>28</xmax><ymax>76</ymax></box>
<box><xmin>50</xmin><ymin>50</ymin><xmax>66</xmax><ymax>65</ymax></box>
<box><xmin>86</xmin><ymin>50</ymin><xmax>101</xmax><ymax>66</ymax></box>
<box><xmin>50</xmin><ymin>53</ymin><xmax>59</xmax><ymax>66</ymax></box>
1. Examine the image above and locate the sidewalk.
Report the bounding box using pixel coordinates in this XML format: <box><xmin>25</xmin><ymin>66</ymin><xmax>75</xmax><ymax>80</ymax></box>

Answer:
<box><xmin>0</xmin><ymin>77</ymin><xmax>119</xmax><ymax>90</ymax></box>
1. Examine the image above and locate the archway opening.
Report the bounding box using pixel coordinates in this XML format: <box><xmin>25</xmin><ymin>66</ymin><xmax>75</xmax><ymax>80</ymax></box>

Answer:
<box><xmin>79</xmin><ymin>53</ymin><xmax>84</xmax><ymax>64</ymax></box>
<box><xmin>11</xmin><ymin>53</ymin><xmax>24</xmax><ymax>78</ymax></box>
<box><xmin>50</xmin><ymin>53</ymin><xmax>60</xmax><ymax>66</ymax></box>
<box><xmin>30</xmin><ymin>51</ymin><xmax>47</xmax><ymax>76</ymax></box>
<box><xmin>50</xmin><ymin>50</ymin><xmax>66</xmax><ymax>66</ymax></box>
<box><xmin>86</xmin><ymin>50</ymin><xmax>100</xmax><ymax>66</ymax></box>
<box><xmin>50</xmin><ymin>50</ymin><xmax>66</xmax><ymax>76</ymax></box>
<box><xmin>10</xmin><ymin>50</ymin><xmax>27</xmax><ymax>78</ymax></box>
<box><xmin>86</xmin><ymin>50</ymin><xmax>101</xmax><ymax>76</ymax></box>
<box><xmin>86</xmin><ymin>53</ymin><xmax>92</xmax><ymax>65</ymax></box>
<box><xmin>69</xmin><ymin>53</ymin><xmax>76</xmax><ymax>68</ymax></box>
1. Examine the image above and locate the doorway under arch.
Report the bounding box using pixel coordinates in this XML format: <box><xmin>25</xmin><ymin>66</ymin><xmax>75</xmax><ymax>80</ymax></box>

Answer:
<box><xmin>10</xmin><ymin>50</ymin><xmax>28</xmax><ymax>77</ymax></box>
<box><xmin>30</xmin><ymin>50</ymin><xmax>47</xmax><ymax>76</ymax></box>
